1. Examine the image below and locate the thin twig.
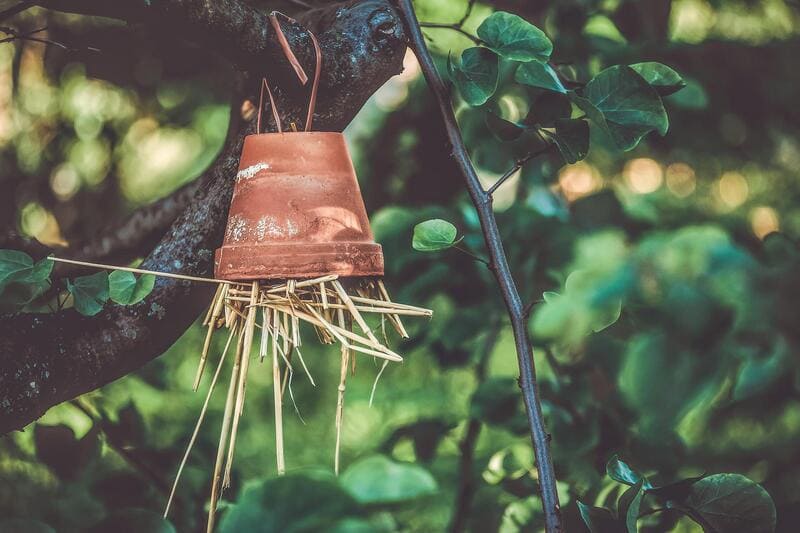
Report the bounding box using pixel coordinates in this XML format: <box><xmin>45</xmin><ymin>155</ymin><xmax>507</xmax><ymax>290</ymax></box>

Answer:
<box><xmin>453</xmin><ymin>244</ymin><xmax>489</xmax><ymax>266</ymax></box>
<box><xmin>69</xmin><ymin>399</ymin><xmax>169</xmax><ymax>496</ymax></box>
<box><xmin>397</xmin><ymin>2</ymin><xmax>563</xmax><ymax>531</ymax></box>
<box><xmin>419</xmin><ymin>0</ymin><xmax>480</xmax><ymax>44</ymax></box>
<box><xmin>418</xmin><ymin>22</ymin><xmax>481</xmax><ymax>45</ymax></box>
<box><xmin>486</xmin><ymin>150</ymin><xmax>547</xmax><ymax>197</ymax></box>
<box><xmin>0</xmin><ymin>1</ymin><xmax>34</xmax><ymax>23</ymax></box>
<box><xmin>457</xmin><ymin>0</ymin><xmax>477</xmax><ymax>27</ymax></box>
<box><xmin>0</xmin><ymin>25</ymin><xmax>99</xmax><ymax>52</ymax></box>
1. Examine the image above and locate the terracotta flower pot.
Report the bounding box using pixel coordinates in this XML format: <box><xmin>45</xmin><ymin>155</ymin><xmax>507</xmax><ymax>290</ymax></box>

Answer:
<box><xmin>214</xmin><ymin>132</ymin><xmax>384</xmax><ymax>280</ymax></box>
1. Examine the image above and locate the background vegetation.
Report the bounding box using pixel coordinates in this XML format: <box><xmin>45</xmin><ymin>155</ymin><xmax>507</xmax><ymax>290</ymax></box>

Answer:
<box><xmin>1</xmin><ymin>0</ymin><xmax>799</xmax><ymax>531</ymax></box>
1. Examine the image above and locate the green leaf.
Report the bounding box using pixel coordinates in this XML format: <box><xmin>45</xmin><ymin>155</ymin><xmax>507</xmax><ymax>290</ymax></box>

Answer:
<box><xmin>732</xmin><ymin>339</ymin><xmax>789</xmax><ymax>401</ymax></box>
<box><xmin>86</xmin><ymin>509</ymin><xmax>175</xmax><ymax>533</ymax></box>
<box><xmin>412</xmin><ymin>219</ymin><xmax>461</xmax><ymax>252</ymax></box>
<box><xmin>525</xmin><ymin>92</ymin><xmax>572</xmax><ymax>127</ymax></box>
<box><xmin>553</xmin><ymin>118</ymin><xmax>589</xmax><ymax>163</ymax></box>
<box><xmin>220</xmin><ymin>475</ymin><xmax>361</xmax><ymax>533</ymax></box>
<box><xmin>486</xmin><ymin>112</ymin><xmax>525</xmax><ymax>141</ymax></box>
<box><xmin>630</xmin><ymin>62</ymin><xmax>686</xmax><ymax>96</ymax></box>
<box><xmin>27</xmin><ymin>258</ymin><xmax>54</xmax><ymax>283</ymax></box>
<box><xmin>477</xmin><ymin>11</ymin><xmax>553</xmax><ymax>62</ymax></box>
<box><xmin>618</xmin><ymin>480</ymin><xmax>644</xmax><ymax>533</ymax></box>
<box><xmin>67</xmin><ymin>271</ymin><xmax>109</xmax><ymax>316</ymax></box>
<box><xmin>578</xmin><ymin>65</ymin><xmax>669</xmax><ymax>151</ymax></box>
<box><xmin>0</xmin><ymin>249</ymin><xmax>33</xmax><ymax>285</ymax></box>
<box><xmin>619</xmin><ymin>333</ymin><xmax>718</xmax><ymax>438</ymax></box>
<box><xmin>483</xmin><ymin>443</ymin><xmax>535</xmax><ymax>485</ymax></box>
<box><xmin>683</xmin><ymin>474</ymin><xmax>776</xmax><ymax>533</ymax></box>
<box><xmin>577</xmin><ymin>501</ymin><xmax>618</xmax><ymax>533</ymax></box>
<box><xmin>666</xmin><ymin>77</ymin><xmax>708</xmax><ymax>109</ymax></box>
<box><xmin>340</xmin><ymin>455</ymin><xmax>438</xmax><ymax>504</ymax></box>
<box><xmin>447</xmin><ymin>48</ymin><xmax>499</xmax><ymax>106</ymax></box>
<box><xmin>0</xmin><ymin>252</ymin><xmax>53</xmax><ymax>313</ymax></box>
<box><xmin>647</xmin><ymin>475</ymin><xmax>705</xmax><ymax>500</ymax></box>
<box><xmin>606</xmin><ymin>455</ymin><xmax>643</xmax><ymax>486</ymax></box>
<box><xmin>515</xmin><ymin>60</ymin><xmax>566</xmax><ymax>93</ymax></box>
<box><xmin>108</xmin><ymin>270</ymin><xmax>155</xmax><ymax>305</ymax></box>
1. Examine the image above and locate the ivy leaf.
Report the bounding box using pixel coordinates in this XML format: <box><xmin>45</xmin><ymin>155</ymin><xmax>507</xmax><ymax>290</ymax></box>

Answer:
<box><xmin>618</xmin><ymin>480</ymin><xmax>644</xmax><ymax>533</ymax></box>
<box><xmin>0</xmin><ymin>249</ymin><xmax>33</xmax><ymax>285</ymax></box>
<box><xmin>553</xmin><ymin>118</ymin><xmax>589</xmax><ymax>163</ymax></box>
<box><xmin>447</xmin><ymin>48</ymin><xmax>499</xmax><ymax>106</ymax></box>
<box><xmin>412</xmin><ymin>219</ymin><xmax>462</xmax><ymax>252</ymax></box>
<box><xmin>524</xmin><ymin>92</ymin><xmax>572</xmax><ymax>127</ymax></box>
<box><xmin>647</xmin><ymin>475</ymin><xmax>705</xmax><ymax>500</ymax></box>
<box><xmin>683</xmin><ymin>474</ymin><xmax>776</xmax><ymax>533</ymax></box>
<box><xmin>577</xmin><ymin>501</ymin><xmax>618</xmax><ymax>533</ymax></box>
<box><xmin>667</xmin><ymin>77</ymin><xmax>708</xmax><ymax>110</ymax></box>
<box><xmin>67</xmin><ymin>271</ymin><xmax>109</xmax><ymax>316</ymax></box>
<box><xmin>515</xmin><ymin>60</ymin><xmax>566</xmax><ymax>93</ymax></box>
<box><xmin>0</xmin><ymin>252</ymin><xmax>53</xmax><ymax>313</ymax></box>
<box><xmin>109</xmin><ymin>271</ymin><xmax>156</xmax><ymax>305</ymax></box>
<box><xmin>477</xmin><ymin>11</ymin><xmax>553</xmax><ymax>62</ymax></box>
<box><xmin>220</xmin><ymin>475</ymin><xmax>361</xmax><ymax>533</ymax></box>
<box><xmin>630</xmin><ymin>62</ymin><xmax>686</xmax><ymax>96</ymax></box>
<box><xmin>341</xmin><ymin>455</ymin><xmax>438</xmax><ymax>504</ymax></box>
<box><xmin>86</xmin><ymin>509</ymin><xmax>175</xmax><ymax>533</ymax></box>
<box><xmin>26</xmin><ymin>258</ymin><xmax>54</xmax><ymax>283</ymax></box>
<box><xmin>486</xmin><ymin>112</ymin><xmax>525</xmax><ymax>141</ymax></box>
<box><xmin>577</xmin><ymin>65</ymin><xmax>669</xmax><ymax>151</ymax></box>
<box><xmin>606</xmin><ymin>455</ymin><xmax>644</xmax><ymax>486</ymax></box>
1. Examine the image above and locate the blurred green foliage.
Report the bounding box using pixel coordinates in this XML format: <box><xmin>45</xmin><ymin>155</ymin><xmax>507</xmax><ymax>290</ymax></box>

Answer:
<box><xmin>2</xmin><ymin>0</ymin><xmax>800</xmax><ymax>531</ymax></box>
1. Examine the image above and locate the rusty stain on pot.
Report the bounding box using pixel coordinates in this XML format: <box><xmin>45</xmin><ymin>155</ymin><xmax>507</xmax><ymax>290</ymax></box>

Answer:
<box><xmin>215</xmin><ymin>132</ymin><xmax>384</xmax><ymax>280</ymax></box>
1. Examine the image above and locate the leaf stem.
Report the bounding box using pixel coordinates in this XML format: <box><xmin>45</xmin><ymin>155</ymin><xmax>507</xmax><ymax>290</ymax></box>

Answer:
<box><xmin>453</xmin><ymin>244</ymin><xmax>489</xmax><ymax>265</ymax></box>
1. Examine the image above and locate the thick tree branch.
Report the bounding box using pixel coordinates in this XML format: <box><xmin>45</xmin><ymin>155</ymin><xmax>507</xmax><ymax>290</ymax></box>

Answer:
<box><xmin>0</xmin><ymin>0</ymin><xmax>406</xmax><ymax>434</ymax></box>
<box><xmin>5</xmin><ymin>0</ymin><xmax>406</xmax><ymax>274</ymax></box>
<box><xmin>396</xmin><ymin>1</ymin><xmax>563</xmax><ymax>531</ymax></box>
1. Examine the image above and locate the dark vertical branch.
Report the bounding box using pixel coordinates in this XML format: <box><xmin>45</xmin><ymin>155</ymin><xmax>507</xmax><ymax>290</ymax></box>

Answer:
<box><xmin>396</xmin><ymin>1</ymin><xmax>563</xmax><ymax>531</ymax></box>
<box><xmin>449</xmin><ymin>319</ymin><xmax>501</xmax><ymax>533</ymax></box>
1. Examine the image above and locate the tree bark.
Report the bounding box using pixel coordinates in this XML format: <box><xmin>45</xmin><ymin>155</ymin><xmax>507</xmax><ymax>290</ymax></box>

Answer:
<box><xmin>0</xmin><ymin>0</ymin><xmax>406</xmax><ymax>434</ymax></box>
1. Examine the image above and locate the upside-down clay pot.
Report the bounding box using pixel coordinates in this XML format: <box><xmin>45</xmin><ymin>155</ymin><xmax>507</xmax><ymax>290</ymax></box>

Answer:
<box><xmin>214</xmin><ymin>132</ymin><xmax>384</xmax><ymax>280</ymax></box>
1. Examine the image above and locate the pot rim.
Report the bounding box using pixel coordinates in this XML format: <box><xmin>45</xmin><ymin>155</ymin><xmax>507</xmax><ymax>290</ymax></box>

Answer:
<box><xmin>244</xmin><ymin>131</ymin><xmax>345</xmax><ymax>140</ymax></box>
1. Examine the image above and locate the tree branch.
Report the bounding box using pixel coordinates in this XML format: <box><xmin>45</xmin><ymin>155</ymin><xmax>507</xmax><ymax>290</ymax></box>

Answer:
<box><xmin>0</xmin><ymin>1</ymin><xmax>35</xmax><ymax>23</ymax></box>
<box><xmin>0</xmin><ymin>0</ymin><xmax>407</xmax><ymax>434</ymax></box>
<box><xmin>60</xmin><ymin>177</ymin><xmax>211</xmax><ymax>276</ymax></box>
<box><xmin>396</xmin><ymin>1</ymin><xmax>563</xmax><ymax>531</ymax></box>
<box><xmin>449</xmin><ymin>318</ymin><xmax>501</xmax><ymax>533</ymax></box>
<box><xmin>5</xmin><ymin>0</ymin><xmax>407</xmax><ymax>275</ymax></box>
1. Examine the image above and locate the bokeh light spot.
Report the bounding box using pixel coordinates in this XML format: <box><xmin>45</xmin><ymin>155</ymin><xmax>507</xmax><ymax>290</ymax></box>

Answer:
<box><xmin>665</xmin><ymin>162</ymin><xmax>697</xmax><ymax>198</ymax></box>
<box><xmin>559</xmin><ymin>163</ymin><xmax>601</xmax><ymax>202</ymax></box>
<box><xmin>718</xmin><ymin>171</ymin><xmax>749</xmax><ymax>208</ymax></box>
<box><xmin>624</xmin><ymin>158</ymin><xmax>663</xmax><ymax>194</ymax></box>
<box><xmin>750</xmin><ymin>206</ymin><xmax>780</xmax><ymax>239</ymax></box>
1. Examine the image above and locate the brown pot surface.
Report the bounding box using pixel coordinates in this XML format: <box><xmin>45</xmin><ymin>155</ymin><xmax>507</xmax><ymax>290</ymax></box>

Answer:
<box><xmin>215</xmin><ymin>132</ymin><xmax>384</xmax><ymax>280</ymax></box>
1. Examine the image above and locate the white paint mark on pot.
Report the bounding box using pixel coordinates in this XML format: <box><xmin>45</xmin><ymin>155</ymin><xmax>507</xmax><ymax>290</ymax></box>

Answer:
<box><xmin>226</xmin><ymin>214</ymin><xmax>249</xmax><ymax>243</ymax></box>
<box><xmin>254</xmin><ymin>216</ymin><xmax>301</xmax><ymax>241</ymax></box>
<box><xmin>237</xmin><ymin>162</ymin><xmax>271</xmax><ymax>181</ymax></box>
